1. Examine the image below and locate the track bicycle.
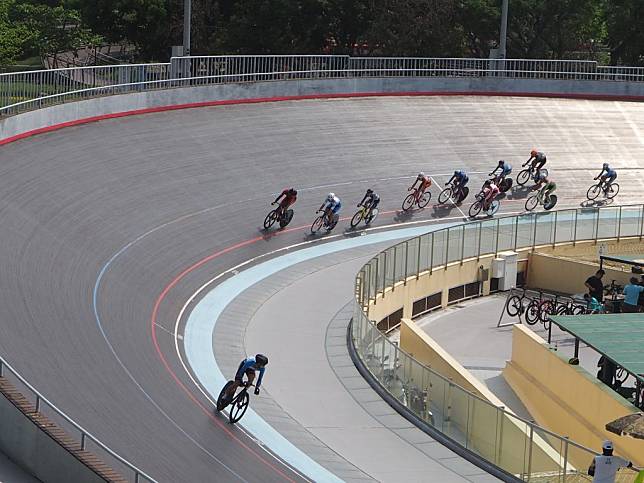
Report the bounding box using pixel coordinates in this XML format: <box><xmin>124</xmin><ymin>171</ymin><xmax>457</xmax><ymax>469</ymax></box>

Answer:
<box><xmin>586</xmin><ymin>179</ymin><xmax>619</xmax><ymax>200</ymax></box>
<box><xmin>517</xmin><ymin>163</ymin><xmax>548</xmax><ymax>186</ymax></box>
<box><xmin>468</xmin><ymin>192</ymin><xmax>500</xmax><ymax>218</ymax></box>
<box><xmin>311</xmin><ymin>210</ymin><xmax>339</xmax><ymax>234</ymax></box>
<box><xmin>438</xmin><ymin>182</ymin><xmax>469</xmax><ymax>205</ymax></box>
<box><xmin>402</xmin><ymin>186</ymin><xmax>431</xmax><ymax>211</ymax></box>
<box><xmin>525</xmin><ymin>186</ymin><xmax>558</xmax><ymax>211</ymax></box>
<box><xmin>350</xmin><ymin>203</ymin><xmax>379</xmax><ymax>228</ymax></box>
<box><xmin>217</xmin><ymin>381</ymin><xmax>252</xmax><ymax>424</ymax></box>
<box><xmin>264</xmin><ymin>203</ymin><xmax>294</xmax><ymax>230</ymax></box>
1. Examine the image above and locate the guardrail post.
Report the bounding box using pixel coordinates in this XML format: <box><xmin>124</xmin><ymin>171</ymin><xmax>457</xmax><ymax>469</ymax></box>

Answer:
<box><xmin>429</xmin><ymin>233</ymin><xmax>434</xmax><ymax>275</ymax></box>
<box><xmin>381</xmin><ymin>251</ymin><xmax>387</xmax><ymax>298</ymax></box>
<box><xmin>476</xmin><ymin>222</ymin><xmax>482</xmax><ymax>261</ymax></box>
<box><xmin>513</xmin><ymin>216</ymin><xmax>519</xmax><ymax>251</ymax></box>
<box><xmin>35</xmin><ymin>395</ymin><xmax>40</xmax><ymax>413</ymax></box>
<box><xmin>404</xmin><ymin>241</ymin><xmax>409</xmax><ymax>285</ymax></box>
<box><xmin>640</xmin><ymin>204</ymin><xmax>644</xmax><ymax>241</ymax></box>
<box><xmin>593</xmin><ymin>209</ymin><xmax>600</xmax><ymax>243</ymax></box>
<box><xmin>617</xmin><ymin>206</ymin><xmax>622</xmax><ymax>241</ymax></box>
<box><xmin>460</xmin><ymin>225</ymin><xmax>465</xmax><ymax>264</ymax></box>
<box><xmin>373</xmin><ymin>258</ymin><xmax>378</xmax><ymax>306</ymax></box>
<box><xmin>526</xmin><ymin>423</ymin><xmax>535</xmax><ymax>479</ymax></box>
<box><xmin>495</xmin><ymin>218</ymin><xmax>500</xmax><ymax>256</ymax></box>
<box><xmin>562</xmin><ymin>437</ymin><xmax>569</xmax><ymax>482</ymax></box>
<box><xmin>573</xmin><ymin>209</ymin><xmax>579</xmax><ymax>246</ymax></box>
<box><xmin>0</xmin><ymin>360</ymin><xmax>3</xmax><ymax>377</ymax></box>
<box><xmin>531</xmin><ymin>213</ymin><xmax>538</xmax><ymax>251</ymax></box>
<box><xmin>552</xmin><ymin>211</ymin><xmax>558</xmax><ymax>248</ymax></box>
<box><xmin>391</xmin><ymin>247</ymin><xmax>397</xmax><ymax>292</ymax></box>
<box><xmin>444</xmin><ymin>228</ymin><xmax>450</xmax><ymax>270</ymax></box>
<box><xmin>416</xmin><ymin>237</ymin><xmax>421</xmax><ymax>280</ymax></box>
<box><xmin>81</xmin><ymin>433</ymin><xmax>86</xmax><ymax>450</ymax></box>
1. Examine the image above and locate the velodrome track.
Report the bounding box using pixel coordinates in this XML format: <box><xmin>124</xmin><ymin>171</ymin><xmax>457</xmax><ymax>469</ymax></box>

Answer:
<box><xmin>1</xmin><ymin>95</ymin><xmax>644</xmax><ymax>481</ymax></box>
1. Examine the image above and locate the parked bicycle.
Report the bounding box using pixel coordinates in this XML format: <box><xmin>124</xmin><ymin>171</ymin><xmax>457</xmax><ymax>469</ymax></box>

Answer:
<box><xmin>525</xmin><ymin>298</ymin><xmax>557</xmax><ymax>328</ymax></box>
<box><xmin>311</xmin><ymin>210</ymin><xmax>339</xmax><ymax>234</ymax></box>
<box><xmin>525</xmin><ymin>187</ymin><xmax>558</xmax><ymax>211</ymax></box>
<box><xmin>264</xmin><ymin>204</ymin><xmax>294</xmax><ymax>229</ymax></box>
<box><xmin>217</xmin><ymin>381</ymin><xmax>252</xmax><ymax>424</ymax></box>
<box><xmin>517</xmin><ymin>163</ymin><xmax>548</xmax><ymax>186</ymax></box>
<box><xmin>438</xmin><ymin>182</ymin><xmax>469</xmax><ymax>205</ymax></box>
<box><xmin>402</xmin><ymin>186</ymin><xmax>431</xmax><ymax>211</ymax></box>
<box><xmin>468</xmin><ymin>192</ymin><xmax>500</xmax><ymax>218</ymax></box>
<box><xmin>505</xmin><ymin>289</ymin><xmax>529</xmax><ymax>318</ymax></box>
<box><xmin>350</xmin><ymin>203</ymin><xmax>379</xmax><ymax>228</ymax></box>
<box><xmin>587</xmin><ymin>179</ymin><xmax>619</xmax><ymax>200</ymax></box>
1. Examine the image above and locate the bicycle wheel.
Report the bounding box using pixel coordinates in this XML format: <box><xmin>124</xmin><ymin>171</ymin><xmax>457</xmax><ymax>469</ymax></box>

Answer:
<box><xmin>279</xmin><ymin>209</ymin><xmax>294</xmax><ymax>228</ymax></box>
<box><xmin>417</xmin><ymin>190</ymin><xmax>431</xmax><ymax>208</ymax></box>
<box><xmin>572</xmin><ymin>305</ymin><xmax>586</xmax><ymax>315</ymax></box>
<box><xmin>517</xmin><ymin>169</ymin><xmax>531</xmax><ymax>186</ymax></box>
<box><xmin>525</xmin><ymin>300</ymin><xmax>540</xmax><ymax>325</ymax></box>
<box><xmin>263</xmin><ymin>210</ymin><xmax>278</xmax><ymax>230</ymax></box>
<box><xmin>539</xmin><ymin>300</ymin><xmax>556</xmax><ymax>323</ymax></box>
<box><xmin>606</xmin><ymin>183</ymin><xmax>619</xmax><ymax>199</ymax></box>
<box><xmin>310</xmin><ymin>216</ymin><xmax>324</xmax><ymax>234</ymax></box>
<box><xmin>555</xmin><ymin>304</ymin><xmax>569</xmax><ymax>316</ymax></box>
<box><xmin>365</xmin><ymin>208</ymin><xmax>378</xmax><ymax>225</ymax></box>
<box><xmin>438</xmin><ymin>187</ymin><xmax>453</xmax><ymax>204</ymax></box>
<box><xmin>216</xmin><ymin>381</ymin><xmax>235</xmax><ymax>411</ymax></box>
<box><xmin>327</xmin><ymin>213</ymin><xmax>339</xmax><ymax>231</ymax></box>
<box><xmin>229</xmin><ymin>391</ymin><xmax>250</xmax><ymax>423</ymax></box>
<box><xmin>457</xmin><ymin>186</ymin><xmax>469</xmax><ymax>203</ymax></box>
<box><xmin>587</xmin><ymin>184</ymin><xmax>601</xmax><ymax>200</ymax></box>
<box><xmin>468</xmin><ymin>200</ymin><xmax>483</xmax><ymax>218</ymax></box>
<box><xmin>402</xmin><ymin>193</ymin><xmax>416</xmax><ymax>211</ymax></box>
<box><xmin>544</xmin><ymin>194</ymin><xmax>557</xmax><ymax>210</ymax></box>
<box><xmin>487</xmin><ymin>199</ymin><xmax>500</xmax><ymax>216</ymax></box>
<box><xmin>506</xmin><ymin>295</ymin><xmax>524</xmax><ymax>317</ymax></box>
<box><xmin>525</xmin><ymin>195</ymin><xmax>539</xmax><ymax>212</ymax></box>
<box><xmin>350</xmin><ymin>209</ymin><xmax>364</xmax><ymax>228</ymax></box>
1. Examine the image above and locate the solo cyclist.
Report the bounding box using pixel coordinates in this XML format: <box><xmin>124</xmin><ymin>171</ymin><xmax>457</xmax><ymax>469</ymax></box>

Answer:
<box><xmin>224</xmin><ymin>354</ymin><xmax>269</xmax><ymax>399</ymax></box>
<box><xmin>272</xmin><ymin>188</ymin><xmax>298</xmax><ymax>218</ymax></box>
<box><xmin>319</xmin><ymin>192</ymin><xmax>342</xmax><ymax>225</ymax></box>
<box><xmin>357</xmin><ymin>188</ymin><xmax>380</xmax><ymax>213</ymax></box>
<box><xmin>595</xmin><ymin>163</ymin><xmax>617</xmax><ymax>192</ymax></box>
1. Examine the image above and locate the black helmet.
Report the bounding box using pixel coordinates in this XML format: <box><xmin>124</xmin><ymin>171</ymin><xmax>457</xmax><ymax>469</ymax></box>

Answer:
<box><xmin>498</xmin><ymin>159</ymin><xmax>505</xmax><ymax>166</ymax></box>
<box><xmin>255</xmin><ymin>354</ymin><xmax>269</xmax><ymax>367</ymax></box>
<box><xmin>366</xmin><ymin>188</ymin><xmax>373</xmax><ymax>195</ymax></box>
<box><xmin>289</xmin><ymin>188</ymin><xmax>297</xmax><ymax>196</ymax></box>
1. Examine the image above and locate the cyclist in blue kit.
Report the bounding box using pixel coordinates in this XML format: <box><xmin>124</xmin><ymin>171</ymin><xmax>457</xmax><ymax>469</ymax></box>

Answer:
<box><xmin>224</xmin><ymin>354</ymin><xmax>268</xmax><ymax>398</ymax></box>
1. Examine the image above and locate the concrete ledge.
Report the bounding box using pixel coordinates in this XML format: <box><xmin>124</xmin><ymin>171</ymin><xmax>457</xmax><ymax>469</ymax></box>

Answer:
<box><xmin>3</xmin><ymin>76</ymin><xmax>644</xmax><ymax>144</ymax></box>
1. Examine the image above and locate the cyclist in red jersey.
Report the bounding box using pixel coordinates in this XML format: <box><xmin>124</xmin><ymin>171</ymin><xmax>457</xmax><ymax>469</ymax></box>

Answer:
<box><xmin>273</xmin><ymin>188</ymin><xmax>297</xmax><ymax>217</ymax></box>
<box><xmin>409</xmin><ymin>172</ymin><xmax>432</xmax><ymax>196</ymax></box>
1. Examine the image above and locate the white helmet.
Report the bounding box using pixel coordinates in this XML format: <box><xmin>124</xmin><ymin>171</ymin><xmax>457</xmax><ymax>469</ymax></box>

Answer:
<box><xmin>418</xmin><ymin>172</ymin><xmax>425</xmax><ymax>178</ymax></box>
<box><xmin>327</xmin><ymin>192</ymin><xmax>335</xmax><ymax>201</ymax></box>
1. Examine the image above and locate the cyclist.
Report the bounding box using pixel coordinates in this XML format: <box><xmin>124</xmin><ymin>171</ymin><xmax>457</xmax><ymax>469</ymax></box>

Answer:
<box><xmin>595</xmin><ymin>163</ymin><xmax>617</xmax><ymax>191</ymax></box>
<box><xmin>357</xmin><ymin>188</ymin><xmax>380</xmax><ymax>213</ymax></box>
<box><xmin>533</xmin><ymin>171</ymin><xmax>556</xmax><ymax>200</ymax></box>
<box><xmin>490</xmin><ymin>160</ymin><xmax>512</xmax><ymax>180</ymax></box>
<box><xmin>482</xmin><ymin>179</ymin><xmax>500</xmax><ymax>207</ymax></box>
<box><xmin>319</xmin><ymin>192</ymin><xmax>342</xmax><ymax>225</ymax></box>
<box><xmin>272</xmin><ymin>188</ymin><xmax>297</xmax><ymax>218</ymax></box>
<box><xmin>225</xmin><ymin>354</ymin><xmax>268</xmax><ymax>399</ymax></box>
<box><xmin>445</xmin><ymin>170</ymin><xmax>469</xmax><ymax>194</ymax></box>
<box><xmin>526</xmin><ymin>149</ymin><xmax>547</xmax><ymax>179</ymax></box>
<box><xmin>409</xmin><ymin>172</ymin><xmax>432</xmax><ymax>197</ymax></box>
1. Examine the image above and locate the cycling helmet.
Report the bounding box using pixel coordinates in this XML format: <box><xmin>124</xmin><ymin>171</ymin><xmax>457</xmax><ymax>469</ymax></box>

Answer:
<box><xmin>327</xmin><ymin>192</ymin><xmax>335</xmax><ymax>201</ymax></box>
<box><xmin>288</xmin><ymin>188</ymin><xmax>297</xmax><ymax>196</ymax></box>
<box><xmin>498</xmin><ymin>159</ymin><xmax>505</xmax><ymax>166</ymax></box>
<box><xmin>366</xmin><ymin>188</ymin><xmax>373</xmax><ymax>195</ymax></box>
<box><xmin>603</xmin><ymin>162</ymin><xmax>609</xmax><ymax>169</ymax></box>
<box><xmin>255</xmin><ymin>354</ymin><xmax>269</xmax><ymax>367</ymax></box>
<box><xmin>418</xmin><ymin>171</ymin><xmax>425</xmax><ymax>178</ymax></box>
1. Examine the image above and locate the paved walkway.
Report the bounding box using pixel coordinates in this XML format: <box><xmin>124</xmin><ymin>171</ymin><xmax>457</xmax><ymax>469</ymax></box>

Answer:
<box><xmin>214</xmin><ymin>244</ymin><xmax>499</xmax><ymax>482</ymax></box>
<box><xmin>0</xmin><ymin>452</ymin><xmax>39</xmax><ymax>483</ymax></box>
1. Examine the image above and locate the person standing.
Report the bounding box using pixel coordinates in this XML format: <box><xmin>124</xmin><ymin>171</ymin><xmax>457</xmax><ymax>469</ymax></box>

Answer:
<box><xmin>585</xmin><ymin>269</ymin><xmax>605</xmax><ymax>303</ymax></box>
<box><xmin>588</xmin><ymin>440</ymin><xmax>638</xmax><ymax>483</ymax></box>
<box><xmin>622</xmin><ymin>277</ymin><xmax>644</xmax><ymax>313</ymax></box>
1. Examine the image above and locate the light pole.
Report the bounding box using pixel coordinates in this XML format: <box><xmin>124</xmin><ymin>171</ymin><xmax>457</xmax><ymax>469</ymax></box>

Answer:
<box><xmin>499</xmin><ymin>0</ymin><xmax>509</xmax><ymax>58</ymax></box>
<box><xmin>183</xmin><ymin>0</ymin><xmax>191</xmax><ymax>56</ymax></box>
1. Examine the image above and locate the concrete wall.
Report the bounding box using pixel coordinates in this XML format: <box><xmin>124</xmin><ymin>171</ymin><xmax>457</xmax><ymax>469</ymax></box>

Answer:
<box><xmin>0</xmin><ymin>393</ymin><xmax>106</xmax><ymax>483</ymax></box>
<box><xmin>400</xmin><ymin>319</ymin><xmax>563</xmax><ymax>474</ymax></box>
<box><xmin>503</xmin><ymin>324</ymin><xmax>644</xmax><ymax>466</ymax></box>
<box><xmin>4</xmin><ymin>76</ymin><xmax>644</xmax><ymax>142</ymax></box>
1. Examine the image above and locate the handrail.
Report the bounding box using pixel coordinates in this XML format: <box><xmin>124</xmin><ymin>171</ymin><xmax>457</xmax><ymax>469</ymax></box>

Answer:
<box><xmin>351</xmin><ymin>203</ymin><xmax>644</xmax><ymax>480</ymax></box>
<box><xmin>0</xmin><ymin>355</ymin><xmax>156</xmax><ymax>482</ymax></box>
<box><xmin>2</xmin><ymin>55</ymin><xmax>644</xmax><ymax>117</ymax></box>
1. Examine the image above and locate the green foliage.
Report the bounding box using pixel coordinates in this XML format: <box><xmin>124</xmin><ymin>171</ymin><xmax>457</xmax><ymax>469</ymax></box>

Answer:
<box><xmin>603</xmin><ymin>0</ymin><xmax>644</xmax><ymax>65</ymax></box>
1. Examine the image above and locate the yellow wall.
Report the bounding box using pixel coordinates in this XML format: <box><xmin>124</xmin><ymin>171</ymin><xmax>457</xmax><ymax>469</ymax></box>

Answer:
<box><xmin>400</xmin><ymin>319</ymin><xmax>563</xmax><ymax>474</ymax></box>
<box><xmin>503</xmin><ymin>324</ymin><xmax>644</xmax><ymax>466</ymax></box>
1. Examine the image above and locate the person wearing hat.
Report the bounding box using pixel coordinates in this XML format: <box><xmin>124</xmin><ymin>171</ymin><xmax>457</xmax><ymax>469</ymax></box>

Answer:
<box><xmin>588</xmin><ymin>440</ymin><xmax>637</xmax><ymax>483</ymax></box>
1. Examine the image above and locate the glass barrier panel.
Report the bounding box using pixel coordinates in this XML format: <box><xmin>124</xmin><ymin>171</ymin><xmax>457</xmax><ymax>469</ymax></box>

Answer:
<box><xmin>406</xmin><ymin>358</ymin><xmax>428</xmax><ymax>421</ymax></box>
<box><xmin>618</xmin><ymin>205</ymin><xmax>643</xmax><ymax>238</ymax></box>
<box><xmin>534</xmin><ymin>212</ymin><xmax>555</xmax><ymax>246</ymax></box>
<box><xmin>575</xmin><ymin>208</ymin><xmax>598</xmax><ymax>241</ymax></box>
<box><xmin>442</xmin><ymin>382</ymin><xmax>468</xmax><ymax>448</ymax></box>
<box><xmin>368</xmin><ymin>258</ymin><xmax>378</xmax><ymax>300</ymax></box>
<box><xmin>463</xmin><ymin>223</ymin><xmax>480</xmax><ymax>259</ymax></box>
<box><xmin>420</xmin><ymin>366</ymin><xmax>436</xmax><ymax>426</ymax></box>
<box><xmin>427</xmin><ymin>370</ymin><xmax>449</xmax><ymax>431</ymax></box>
<box><xmin>394</xmin><ymin>242</ymin><xmax>407</xmax><ymax>283</ymax></box>
<box><xmin>384</xmin><ymin>247</ymin><xmax>395</xmax><ymax>288</ymax></box>
<box><xmin>597</xmin><ymin>206</ymin><xmax>619</xmax><ymax>239</ymax></box>
<box><xmin>497</xmin><ymin>217</ymin><xmax>516</xmax><ymax>252</ymax></box>
<box><xmin>516</xmin><ymin>213</ymin><xmax>536</xmax><ymax>250</ymax></box>
<box><xmin>432</xmin><ymin>229</ymin><xmax>447</xmax><ymax>268</ymax></box>
<box><xmin>554</xmin><ymin>209</ymin><xmax>576</xmax><ymax>244</ymax></box>
<box><xmin>466</xmin><ymin>396</ymin><xmax>501</xmax><ymax>464</ymax></box>
<box><xmin>419</xmin><ymin>233</ymin><xmax>433</xmax><ymax>273</ymax></box>
<box><xmin>564</xmin><ymin>441</ymin><xmax>599</xmax><ymax>482</ymax></box>
<box><xmin>406</xmin><ymin>237</ymin><xmax>420</xmax><ymax>278</ymax></box>
<box><xmin>376</xmin><ymin>252</ymin><xmax>386</xmax><ymax>294</ymax></box>
<box><xmin>448</xmin><ymin>226</ymin><xmax>464</xmax><ymax>263</ymax></box>
<box><xmin>479</xmin><ymin>219</ymin><xmax>497</xmax><ymax>256</ymax></box>
<box><xmin>529</xmin><ymin>426</ymin><xmax>564</xmax><ymax>482</ymax></box>
<box><xmin>497</xmin><ymin>411</ymin><xmax>531</xmax><ymax>478</ymax></box>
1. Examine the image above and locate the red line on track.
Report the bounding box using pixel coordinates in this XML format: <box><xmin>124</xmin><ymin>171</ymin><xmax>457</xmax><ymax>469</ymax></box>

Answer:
<box><xmin>2</xmin><ymin>90</ymin><xmax>643</xmax><ymax>146</ymax></box>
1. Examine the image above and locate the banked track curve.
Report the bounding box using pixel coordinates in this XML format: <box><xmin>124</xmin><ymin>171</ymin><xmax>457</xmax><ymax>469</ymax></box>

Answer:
<box><xmin>0</xmin><ymin>96</ymin><xmax>644</xmax><ymax>481</ymax></box>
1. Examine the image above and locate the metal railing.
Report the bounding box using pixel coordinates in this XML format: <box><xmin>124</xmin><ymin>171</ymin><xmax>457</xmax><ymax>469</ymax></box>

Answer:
<box><xmin>0</xmin><ymin>355</ymin><xmax>156</xmax><ymax>483</ymax></box>
<box><xmin>2</xmin><ymin>55</ymin><xmax>644</xmax><ymax>117</ymax></box>
<box><xmin>351</xmin><ymin>204</ymin><xmax>644</xmax><ymax>481</ymax></box>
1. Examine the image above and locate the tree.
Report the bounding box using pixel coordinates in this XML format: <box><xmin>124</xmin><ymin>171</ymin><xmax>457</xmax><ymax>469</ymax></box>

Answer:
<box><xmin>603</xmin><ymin>0</ymin><xmax>644</xmax><ymax>65</ymax></box>
<box><xmin>457</xmin><ymin>0</ymin><xmax>499</xmax><ymax>58</ymax></box>
<box><xmin>0</xmin><ymin>0</ymin><xmax>28</xmax><ymax>64</ymax></box>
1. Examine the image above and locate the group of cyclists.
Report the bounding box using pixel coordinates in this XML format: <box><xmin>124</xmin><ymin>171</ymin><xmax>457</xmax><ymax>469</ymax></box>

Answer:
<box><xmin>267</xmin><ymin>148</ymin><xmax>620</xmax><ymax>230</ymax></box>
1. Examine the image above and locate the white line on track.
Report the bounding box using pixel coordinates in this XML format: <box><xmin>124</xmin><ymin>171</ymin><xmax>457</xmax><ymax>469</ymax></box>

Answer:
<box><xmin>430</xmin><ymin>175</ymin><xmax>468</xmax><ymax>219</ymax></box>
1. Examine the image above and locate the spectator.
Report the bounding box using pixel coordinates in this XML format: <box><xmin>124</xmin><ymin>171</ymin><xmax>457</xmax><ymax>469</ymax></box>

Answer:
<box><xmin>584</xmin><ymin>293</ymin><xmax>604</xmax><ymax>313</ymax></box>
<box><xmin>622</xmin><ymin>277</ymin><xmax>644</xmax><ymax>313</ymax></box>
<box><xmin>585</xmin><ymin>269</ymin><xmax>605</xmax><ymax>303</ymax></box>
<box><xmin>588</xmin><ymin>440</ymin><xmax>637</xmax><ymax>483</ymax></box>
<box><xmin>638</xmin><ymin>274</ymin><xmax>644</xmax><ymax>309</ymax></box>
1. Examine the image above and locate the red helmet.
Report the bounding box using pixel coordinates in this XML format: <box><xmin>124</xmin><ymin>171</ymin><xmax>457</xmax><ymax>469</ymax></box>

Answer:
<box><xmin>530</xmin><ymin>148</ymin><xmax>538</xmax><ymax>157</ymax></box>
